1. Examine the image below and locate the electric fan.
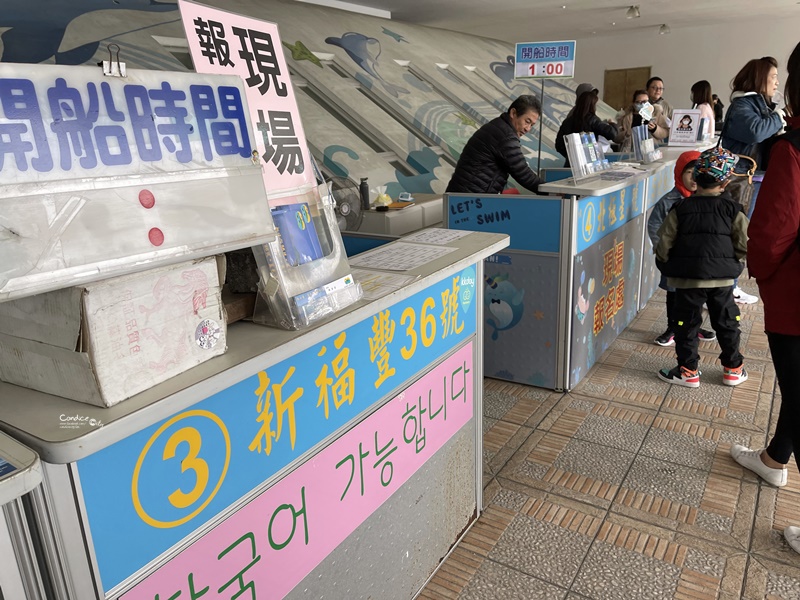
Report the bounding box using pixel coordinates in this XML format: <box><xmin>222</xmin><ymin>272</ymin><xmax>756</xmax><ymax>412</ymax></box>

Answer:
<box><xmin>327</xmin><ymin>175</ymin><xmax>364</xmax><ymax>231</ymax></box>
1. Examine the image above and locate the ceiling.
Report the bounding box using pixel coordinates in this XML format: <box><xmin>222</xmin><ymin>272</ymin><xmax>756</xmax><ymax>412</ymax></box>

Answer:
<box><xmin>313</xmin><ymin>0</ymin><xmax>800</xmax><ymax>43</ymax></box>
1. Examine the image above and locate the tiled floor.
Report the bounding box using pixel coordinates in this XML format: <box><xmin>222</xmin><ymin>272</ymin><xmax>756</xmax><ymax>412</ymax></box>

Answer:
<box><xmin>420</xmin><ymin>279</ymin><xmax>800</xmax><ymax>600</ymax></box>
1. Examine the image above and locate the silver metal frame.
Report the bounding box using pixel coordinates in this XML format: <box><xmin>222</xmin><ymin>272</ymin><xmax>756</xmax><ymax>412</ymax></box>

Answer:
<box><xmin>636</xmin><ymin>174</ymin><xmax>653</xmax><ymax>309</ymax></box>
<box><xmin>555</xmin><ymin>195</ymin><xmax>577</xmax><ymax>391</ymax></box>
<box><xmin>474</xmin><ymin>261</ymin><xmax>485</xmax><ymax>513</ymax></box>
<box><xmin>1</xmin><ymin>498</ymin><xmax>48</xmax><ymax>600</ymax></box>
<box><xmin>24</xmin><ymin>462</ymin><xmax>101</xmax><ymax>599</ymax></box>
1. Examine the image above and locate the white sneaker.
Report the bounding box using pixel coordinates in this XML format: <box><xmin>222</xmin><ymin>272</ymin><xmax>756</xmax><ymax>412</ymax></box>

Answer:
<box><xmin>730</xmin><ymin>445</ymin><xmax>787</xmax><ymax>486</ymax></box>
<box><xmin>733</xmin><ymin>287</ymin><xmax>758</xmax><ymax>304</ymax></box>
<box><xmin>785</xmin><ymin>526</ymin><xmax>800</xmax><ymax>554</ymax></box>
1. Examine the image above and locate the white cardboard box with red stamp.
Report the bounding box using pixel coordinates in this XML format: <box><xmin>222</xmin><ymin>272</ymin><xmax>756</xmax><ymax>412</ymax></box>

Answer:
<box><xmin>0</xmin><ymin>256</ymin><xmax>227</xmax><ymax>407</ymax></box>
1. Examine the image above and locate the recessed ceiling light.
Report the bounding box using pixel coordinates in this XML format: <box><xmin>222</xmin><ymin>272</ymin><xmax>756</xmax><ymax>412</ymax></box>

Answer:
<box><xmin>658</xmin><ymin>23</ymin><xmax>671</xmax><ymax>34</ymax></box>
<box><xmin>611</xmin><ymin>22</ymin><xmax>616</xmax><ymax>26</ymax></box>
<box><xmin>626</xmin><ymin>5</ymin><xmax>640</xmax><ymax>18</ymax></box>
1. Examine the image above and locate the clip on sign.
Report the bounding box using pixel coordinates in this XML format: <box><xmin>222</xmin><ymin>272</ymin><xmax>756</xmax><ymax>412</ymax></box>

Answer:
<box><xmin>0</xmin><ymin>62</ymin><xmax>277</xmax><ymax>302</ymax></box>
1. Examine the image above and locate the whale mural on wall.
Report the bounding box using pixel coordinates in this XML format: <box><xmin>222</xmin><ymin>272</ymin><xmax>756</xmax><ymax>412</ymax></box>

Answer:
<box><xmin>325</xmin><ymin>32</ymin><xmax>410</xmax><ymax>98</ymax></box>
<box><xmin>0</xmin><ymin>0</ymin><xmax>178</xmax><ymax>64</ymax></box>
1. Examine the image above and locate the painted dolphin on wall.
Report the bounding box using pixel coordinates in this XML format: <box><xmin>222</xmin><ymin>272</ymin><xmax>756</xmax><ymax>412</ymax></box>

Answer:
<box><xmin>325</xmin><ymin>32</ymin><xmax>409</xmax><ymax>98</ymax></box>
<box><xmin>484</xmin><ymin>274</ymin><xmax>524</xmax><ymax>341</ymax></box>
<box><xmin>381</xmin><ymin>27</ymin><xmax>409</xmax><ymax>43</ymax></box>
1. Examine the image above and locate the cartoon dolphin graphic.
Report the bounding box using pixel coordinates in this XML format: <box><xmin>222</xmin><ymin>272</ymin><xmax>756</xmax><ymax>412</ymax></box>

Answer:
<box><xmin>484</xmin><ymin>274</ymin><xmax>525</xmax><ymax>341</ymax></box>
<box><xmin>0</xmin><ymin>0</ymin><xmax>178</xmax><ymax>64</ymax></box>
<box><xmin>381</xmin><ymin>27</ymin><xmax>409</xmax><ymax>43</ymax></box>
<box><xmin>325</xmin><ymin>32</ymin><xmax>409</xmax><ymax>98</ymax></box>
<box><xmin>282</xmin><ymin>40</ymin><xmax>323</xmax><ymax>68</ymax></box>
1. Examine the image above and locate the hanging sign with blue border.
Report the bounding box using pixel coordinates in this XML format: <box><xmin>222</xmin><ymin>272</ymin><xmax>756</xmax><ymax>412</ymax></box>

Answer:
<box><xmin>514</xmin><ymin>40</ymin><xmax>576</xmax><ymax>79</ymax></box>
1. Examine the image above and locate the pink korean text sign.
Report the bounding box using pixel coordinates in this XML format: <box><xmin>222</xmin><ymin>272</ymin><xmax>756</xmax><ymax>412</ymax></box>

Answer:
<box><xmin>121</xmin><ymin>342</ymin><xmax>475</xmax><ymax>599</ymax></box>
<box><xmin>179</xmin><ymin>0</ymin><xmax>314</xmax><ymax>204</ymax></box>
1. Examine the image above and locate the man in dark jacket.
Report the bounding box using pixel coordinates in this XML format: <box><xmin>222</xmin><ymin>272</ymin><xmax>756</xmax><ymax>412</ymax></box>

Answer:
<box><xmin>446</xmin><ymin>95</ymin><xmax>542</xmax><ymax>194</ymax></box>
<box><xmin>655</xmin><ymin>147</ymin><xmax>749</xmax><ymax>389</ymax></box>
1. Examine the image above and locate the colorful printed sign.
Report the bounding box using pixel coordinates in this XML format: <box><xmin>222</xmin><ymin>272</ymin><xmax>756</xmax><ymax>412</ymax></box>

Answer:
<box><xmin>514</xmin><ymin>40</ymin><xmax>576</xmax><ymax>79</ymax></box>
<box><xmin>119</xmin><ymin>342</ymin><xmax>474</xmax><ymax>600</ymax></box>
<box><xmin>0</xmin><ymin>458</ymin><xmax>17</xmax><ymax>478</ymax></box>
<box><xmin>570</xmin><ymin>217</ymin><xmax>644</xmax><ymax>387</ymax></box>
<box><xmin>446</xmin><ymin>195</ymin><xmax>561</xmax><ymax>253</ymax></box>
<box><xmin>179</xmin><ymin>0</ymin><xmax>315</xmax><ymax>203</ymax></box>
<box><xmin>640</xmin><ymin>206</ymin><xmax>662</xmax><ymax>310</ymax></box>
<box><xmin>647</xmin><ymin>162</ymin><xmax>674</xmax><ymax>209</ymax></box>
<box><xmin>0</xmin><ymin>63</ymin><xmax>252</xmax><ymax>183</ymax></box>
<box><xmin>576</xmin><ymin>180</ymin><xmax>646</xmax><ymax>253</ymax></box>
<box><xmin>668</xmin><ymin>109</ymin><xmax>702</xmax><ymax>147</ymax></box>
<box><xmin>76</xmin><ymin>268</ymin><xmax>477</xmax><ymax>591</ymax></box>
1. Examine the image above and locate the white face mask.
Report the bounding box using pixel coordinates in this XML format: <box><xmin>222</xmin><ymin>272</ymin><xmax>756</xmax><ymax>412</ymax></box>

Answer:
<box><xmin>638</xmin><ymin>102</ymin><xmax>654</xmax><ymax>121</ymax></box>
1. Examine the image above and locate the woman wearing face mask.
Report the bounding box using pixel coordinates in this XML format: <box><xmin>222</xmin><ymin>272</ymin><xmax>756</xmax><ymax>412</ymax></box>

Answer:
<box><xmin>615</xmin><ymin>89</ymin><xmax>669</xmax><ymax>153</ymax></box>
<box><xmin>690</xmin><ymin>80</ymin><xmax>715</xmax><ymax>139</ymax></box>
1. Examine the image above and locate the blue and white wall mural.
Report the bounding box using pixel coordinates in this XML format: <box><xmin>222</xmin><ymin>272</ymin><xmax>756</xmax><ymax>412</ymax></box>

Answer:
<box><xmin>0</xmin><ymin>0</ymin><xmax>614</xmax><ymax>198</ymax></box>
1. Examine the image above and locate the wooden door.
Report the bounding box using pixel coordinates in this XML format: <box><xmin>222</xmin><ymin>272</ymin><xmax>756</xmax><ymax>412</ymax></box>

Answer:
<box><xmin>603</xmin><ymin>66</ymin><xmax>651</xmax><ymax>112</ymax></box>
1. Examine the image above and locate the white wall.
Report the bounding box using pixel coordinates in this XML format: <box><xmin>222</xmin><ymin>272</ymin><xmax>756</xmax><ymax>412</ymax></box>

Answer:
<box><xmin>573</xmin><ymin>17</ymin><xmax>800</xmax><ymax>111</ymax></box>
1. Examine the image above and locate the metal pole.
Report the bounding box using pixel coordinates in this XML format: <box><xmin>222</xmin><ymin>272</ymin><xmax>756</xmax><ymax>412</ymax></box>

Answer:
<box><xmin>537</xmin><ymin>77</ymin><xmax>544</xmax><ymax>178</ymax></box>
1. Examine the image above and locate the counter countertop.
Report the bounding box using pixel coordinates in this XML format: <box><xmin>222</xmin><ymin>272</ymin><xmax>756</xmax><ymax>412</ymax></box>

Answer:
<box><xmin>539</xmin><ymin>141</ymin><xmax>716</xmax><ymax>197</ymax></box>
<box><xmin>0</xmin><ymin>430</ymin><xmax>41</xmax><ymax>505</ymax></box>
<box><xmin>0</xmin><ymin>231</ymin><xmax>509</xmax><ymax>464</ymax></box>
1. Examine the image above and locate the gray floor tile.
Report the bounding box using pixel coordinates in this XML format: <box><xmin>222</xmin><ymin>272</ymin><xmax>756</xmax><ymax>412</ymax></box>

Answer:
<box><xmin>571</xmin><ymin>542</ymin><xmax>680</xmax><ymax>600</ymax></box>
<box><xmin>489</xmin><ymin>514</ymin><xmax>592</xmax><ymax>585</ymax></box>
<box><xmin>458</xmin><ymin>560</ymin><xmax>567</xmax><ymax>600</ymax></box>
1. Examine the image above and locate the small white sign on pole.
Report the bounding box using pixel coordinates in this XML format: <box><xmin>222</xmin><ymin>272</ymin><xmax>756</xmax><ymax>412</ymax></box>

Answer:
<box><xmin>514</xmin><ymin>40</ymin><xmax>576</xmax><ymax>80</ymax></box>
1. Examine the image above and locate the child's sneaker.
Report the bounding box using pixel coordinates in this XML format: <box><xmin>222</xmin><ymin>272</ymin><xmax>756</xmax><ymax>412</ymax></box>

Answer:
<box><xmin>658</xmin><ymin>365</ymin><xmax>700</xmax><ymax>388</ymax></box>
<box><xmin>723</xmin><ymin>365</ymin><xmax>748</xmax><ymax>386</ymax></box>
<box><xmin>655</xmin><ymin>330</ymin><xmax>674</xmax><ymax>346</ymax></box>
<box><xmin>698</xmin><ymin>328</ymin><xmax>716</xmax><ymax>341</ymax></box>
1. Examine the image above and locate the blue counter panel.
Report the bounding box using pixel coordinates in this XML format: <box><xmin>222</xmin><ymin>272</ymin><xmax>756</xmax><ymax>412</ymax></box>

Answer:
<box><xmin>575</xmin><ymin>180</ymin><xmax>646</xmax><ymax>253</ymax></box>
<box><xmin>482</xmin><ymin>252</ymin><xmax>560</xmax><ymax>389</ymax></box>
<box><xmin>446</xmin><ymin>194</ymin><xmax>561</xmax><ymax>253</ymax></box>
<box><xmin>640</xmin><ymin>205</ymin><xmax>662</xmax><ymax>310</ymax></box>
<box><xmin>570</xmin><ymin>215</ymin><xmax>644</xmax><ymax>387</ymax></box>
<box><xmin>76</xmin><ymin>267</ymin><xmax>478</xmax><ymax>590</ymax></box>
<box><xmin>342</xmin><ymin>233</ymin><xmax>397</xmax><ymax>257</ymax></box>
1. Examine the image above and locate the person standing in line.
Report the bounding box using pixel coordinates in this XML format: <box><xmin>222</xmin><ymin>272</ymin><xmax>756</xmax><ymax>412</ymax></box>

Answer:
<box><xmin>647</xmin><ymin>150</ymin><xmax>717</xmax><ymax>347</ymax></box>
<box><xmin>446</xmin><ymin>95</ymin><xmax>542</xmax><ymax>194</ymax></box>
<box><xmin>565</xmin><ymin>82</ymin><xmax>598</xmax><ymax>119</ymax></box>
<box><xmin>647</xmin><ymin>76</ymin><xmax>673</xmax><ymax>120</ymax></box>
<box><xmin>615</xmin><ymin>89</ymin><xmax>670</xmax><ymax>152</ymax></box>
<box><xmin>731</xmin><ymin>40</ymin><xmax>800</xmax><ymax>555</ymax></box>
<box><xmin>655</xmin><ymin>148</ymin><xmax>749</xmax><ymax>388</ymax></box>
<box><xmin>555</xmin><ymin>90</ymin><xmax>618</xmax><ymax>167</ymax></box>
<box><xmin>712</xmin><ymin>93</ymin><xmax>725</xmax><ymax>129</ymax></box>
<box><xmin>691</xmin><ymin>80</ymin><xmax>716</xmax><ymax>139</ymax></box>
<box><xmin>720</xmin><ymin>56</ymin><xmax>786</xmax><ymax>305</ymax></box>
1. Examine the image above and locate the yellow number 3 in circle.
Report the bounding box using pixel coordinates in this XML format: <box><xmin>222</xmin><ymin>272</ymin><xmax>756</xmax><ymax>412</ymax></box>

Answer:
<box><xmin>132</xmin><ymin>410</ymin><xmax>231</xmax><ymax>529</ymax></box>
<box><xmin>163</xmin><ymin>427</ymin><xmax>208</xmax><ymax>509</ymax></box>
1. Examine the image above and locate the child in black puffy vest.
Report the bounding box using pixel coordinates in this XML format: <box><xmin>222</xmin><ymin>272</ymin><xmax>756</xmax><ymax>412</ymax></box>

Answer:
<box><xmin>654</xmin><ymin>147</ymin><xmax>749</xmax><ymax>388</ymax></box>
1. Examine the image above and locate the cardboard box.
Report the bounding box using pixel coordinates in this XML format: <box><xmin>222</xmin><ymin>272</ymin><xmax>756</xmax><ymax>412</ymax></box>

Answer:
<box><xmin>0</xmin><ymin>257</ymin><xmax>227</xmax><ymax>407</ymax></box>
